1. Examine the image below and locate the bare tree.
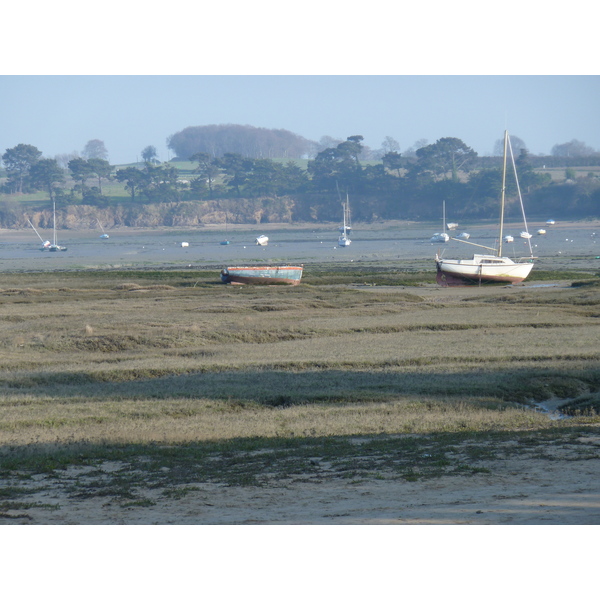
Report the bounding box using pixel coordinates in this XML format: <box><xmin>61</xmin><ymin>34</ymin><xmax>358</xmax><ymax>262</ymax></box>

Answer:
<box><xmin>551</xmin><ymin>139</ymin><xmax>596</xmax><ymax>157</ymax></box>
<box><xmin>493</xmin><ymin>135</ymin><xmax>527</xmax><ymax>156</ymax></box>
<box><xmin>82</xmin><ymin>139</ymin><xmax>108</xmax><ymax>160</ymax></box>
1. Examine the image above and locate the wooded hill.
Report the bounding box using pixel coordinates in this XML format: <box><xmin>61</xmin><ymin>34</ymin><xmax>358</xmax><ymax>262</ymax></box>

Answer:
<box><xmin>2</xmin><ymin>134</ymin><xmax>600</xmax><ymax>229</ymax></box>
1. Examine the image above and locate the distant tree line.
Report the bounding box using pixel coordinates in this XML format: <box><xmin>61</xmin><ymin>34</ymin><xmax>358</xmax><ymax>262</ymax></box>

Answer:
<box><xmin>2</xmin><ymin>133</ymin><xmax>600</xmax><ymax>228</ymax></box>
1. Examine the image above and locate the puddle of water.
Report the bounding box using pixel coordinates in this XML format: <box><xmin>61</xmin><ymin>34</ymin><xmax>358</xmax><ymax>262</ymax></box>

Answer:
<box><xmin>533</xmin><ymin>402</ymin><xmax>571</xmax><ymax>420</ymax></box>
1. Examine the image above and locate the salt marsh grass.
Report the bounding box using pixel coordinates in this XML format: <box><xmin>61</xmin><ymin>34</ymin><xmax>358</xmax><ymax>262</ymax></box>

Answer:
<box><xmin>1</xmin><ymin>269</ymin><xmax>599</xmax><ymax>487</ymax></box>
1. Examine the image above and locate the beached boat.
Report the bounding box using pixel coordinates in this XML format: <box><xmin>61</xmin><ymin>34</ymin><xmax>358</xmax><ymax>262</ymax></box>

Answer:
<box><xmin>456</xmin><ymin>232</ymin><xmax>470</xmax><ymax>240</ymax></box>
<box><xmin>338</xmin><ymin>194</ymin><xmax>352</xmax><ymax>247</ymax></box>
<box><xmin>220</xmin><ymin>265</ymin><xmax>303</xmax><ymax>285</ymax></box>
<box><xmin>256</xmin><ymin>235</ymin><xmax>269</xmax><ymax>246</ymax></box>
<box><xmin>430</xmin><ymin>201</ymin><xmax>450</xmax><ymax>243</ymax></box>
<box><xmin>436</xmin><ymin>131</ymin><xmax>534</xmax><ymax>286</ymax></box>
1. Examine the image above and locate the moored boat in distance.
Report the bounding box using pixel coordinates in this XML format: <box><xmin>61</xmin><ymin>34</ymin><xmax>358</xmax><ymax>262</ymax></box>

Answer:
<box><xmin>221</xmin><ymin>265</ymin><xmax>303</xmax><ymax>285</ymax></box>
<box><xmin>430</xmin><ymin>200</ymin><xmax>450</xmax><ymax>243</ymax></box>
<box><xmin>338</xmin><ymin>193</ymin><xmax>352</xmax><ymax>247</ymax></box>
<box><xmin>256</xmin><ymin>235</ymin><xmax>269</xmax><ymax>246</ymax></box>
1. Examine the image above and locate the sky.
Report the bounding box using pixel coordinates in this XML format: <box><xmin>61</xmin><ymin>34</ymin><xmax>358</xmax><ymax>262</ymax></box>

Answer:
<box><xmin>1</xmin><ymin>75</ymin><xmax>599</xmax><ymax>165</ymax></box>
<box><xmin>2</xmin><ymin>2</ymin><xmax>599</xmax><ymax>167</ymax></box>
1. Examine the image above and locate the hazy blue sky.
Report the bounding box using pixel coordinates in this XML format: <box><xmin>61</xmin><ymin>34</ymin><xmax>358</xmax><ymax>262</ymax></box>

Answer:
<box><xmin>1</xmin><ymin>75</ymin><xmax>599</xmax><ymax>165</ymax></box>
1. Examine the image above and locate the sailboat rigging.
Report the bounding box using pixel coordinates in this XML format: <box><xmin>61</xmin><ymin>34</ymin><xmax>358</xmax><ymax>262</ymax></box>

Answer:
<box><xmin>49</xmin><ymin>199</ymin><xmax>67</xmax><ymax>252</ymax></box>
<box><xmin>338</xmin><ymin>193</ymin><xmax>352</xmax><ymax>247</ymax></box>
<box><xmin>435</xmin><ymin>130</ymin><xmax>534</xmax><ymax>286</ymax></box>
<box><xmin>98</xmin><ymin>219</ymin><xmax>109</xmax><ymax>239</ymax></box>
<box><xmin>27</xmin><ymin>218</ymin><xmax>51</xmax><ymax>250</ymax></box>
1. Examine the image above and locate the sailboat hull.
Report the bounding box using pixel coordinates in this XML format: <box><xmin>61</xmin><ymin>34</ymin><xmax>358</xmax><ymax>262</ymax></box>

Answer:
<box><xmin>436</xmin><ymin>254</ymin><xmax>533</xmax><ymax>286</ymax></box>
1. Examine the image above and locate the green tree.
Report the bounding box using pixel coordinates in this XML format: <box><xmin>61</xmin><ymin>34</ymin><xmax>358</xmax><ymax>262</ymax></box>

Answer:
<box><xmin>2</xmin><ymin>143</ymin><xmax>42</xmax><ymax>193</ymax></box>
<box><xmin>415</xmin><ymin>137</ymin><xmax>477</xmax><ymax>181</ymax></box>
<box><xmin>382</xmin><ymin>151</ymin><xmax>403</xmax><ymax>177</ymax></box>
<box><xmin>217</xmin><ymin>153</ymin><xmax>250</xmax><ymax>197</ymax></box>
<box><xmin>244</xmin><ymin>159</ymin><xmax>287</xmax><ymax>196</ymax></box>
<box><xmin>68</xmin><ymin>157</ymin><xmax>94</xmax><ymax>195</ymax></box>
<box><xmin>116</xmin><ymin>167</ymin><xmax>147</xmax><ymax>201</ymax></box>
<box><xmin>29</xmin><ymin>158</ymin><xmax>65</xmax><ymax>201</ymax></box>
<box><xmin>307</xmin><ymin>136</ymin><xmax>365</xmax><ymax>193</ymax></box>
<box><xmin>87</xmin><ymin>158</ymin><xmax>112</xmax><ymax>192</ymax></box>
<box><xmin>140</xmin><ymin>164</ymin><xmax>180</xmax><ymax>202</ymax></box>
<box><xmin>190</xmin><ymin>152</ymin><xmax>220</xmax><ymax>197</ymax></box>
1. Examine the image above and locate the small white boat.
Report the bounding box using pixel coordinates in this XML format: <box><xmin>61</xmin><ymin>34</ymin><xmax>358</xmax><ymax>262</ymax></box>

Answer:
<box><xmin>447</xmin><ymin>222</ymin><xmax>459</xmax><ymax>231</ymax></box>
<box><xmin>456</xmin><ymin>232</ymin><xmax>470</xmax><ymax>240</ymax></box>
<box><xmin>504</xmin><ymin>235</ymin><xmax>514</xmax><ymax>243</ymax></box>
<box><xmin>97</xmin><ymin>219</ymin><xmax>109</xmax><ymax>239</ymax></box>
<box><xmin>27</xmin><ymin>218</ymin><xmax>53</xmax><ymax>250</ymax></box>
<box><xmin>181</xmin><ymin>241</ymin><xmax>189</xmax><ymax>247</ymax></box>
<box><xmin>537</xmin><ymin>229</ymin><xmax>546</xmax><ymax>235</ymax></box>
<box><xmin>546</xmin><ymin>220</ymin><xmax>556</xmax><ymax>225</ymax></box>
<box><xmin>520</xmin><ymin>231</ymin><xmax>533</xmax><ymax>239</ymax></box>
<box><xmin>256</xmin><ymin>235</ymin><xmax>269</xmax><ymax>246</ymax></box>
<box><xmin>430</xmin><ymin>201</ymin><xmax>450</xmax><ymax>243</ymax></box>
<box><xmin>430</xmin><ymin>232</ymin><xmax>449</xmax><ymax>243</ymax></box>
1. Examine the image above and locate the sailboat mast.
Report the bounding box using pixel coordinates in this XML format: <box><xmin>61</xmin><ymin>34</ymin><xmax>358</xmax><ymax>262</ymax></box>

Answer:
<box><xmin>53</xmin><ymin>199</ymin><xmax>57</xmax><ymax>246</ymax></box>
<box><xmin>442</xmin><ymin>200</ymin><xmax>446</xmax><ymax>232</ymax></box>
<box><xmin>498</xmin><ymin>130</ymin><xmax>508</xmax><ymax>257</ymax></box>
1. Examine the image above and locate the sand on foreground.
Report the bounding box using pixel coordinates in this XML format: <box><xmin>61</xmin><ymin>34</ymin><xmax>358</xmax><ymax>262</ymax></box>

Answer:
<box><xmin>3</xmin><ymin>431</ymin><xmax>599</xmax><ymax>525</ymax></box>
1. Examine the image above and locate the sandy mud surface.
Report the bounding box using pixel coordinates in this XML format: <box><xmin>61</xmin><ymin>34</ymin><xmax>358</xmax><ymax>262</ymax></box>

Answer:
<box><xmin>3</xmin><ymin>431</ymin><xmax>599</xmax><ymax>525</ymax></box>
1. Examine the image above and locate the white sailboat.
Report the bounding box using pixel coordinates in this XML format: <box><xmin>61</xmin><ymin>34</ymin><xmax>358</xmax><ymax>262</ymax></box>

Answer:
<box><xmin>27</xmin><ymin>218</ymin><xmax>51</xmax><ymax>250</ymax></box>
<box><xmin>436</xmin><ymin>130</ymin><xmax>534</xmax><ymax>286</ymax></box>
<box><xmin>338</xmin><ymin>194</ymin><xmax>352</xmax><ymax>235</ymax></box>
<box><xmin>430</xmin><ymin>200</ymin><xmax>450</xmax><ymax>243</ymax></box>
<box><xmin>338</xmin><ymin>194</ymin><xmax>352</xmax><ymax>247</ymax></box>
<box><xmin>97</xmin><ymin>219</ymin><xmax>109</xmax><ymax>239</ymax></box>
<box><xmin>256</xmin><ymin>234</ymin><xmax>269</xmax><ymax>246</ymax></box>
<box><xmin>49</xmin><ymin>199</ymin><xmax>67</xmax><ymax>252</ymax></box>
